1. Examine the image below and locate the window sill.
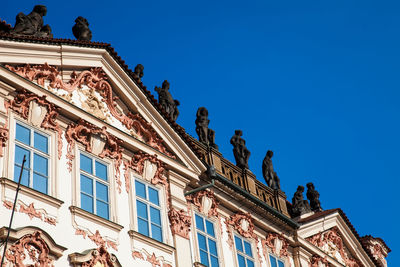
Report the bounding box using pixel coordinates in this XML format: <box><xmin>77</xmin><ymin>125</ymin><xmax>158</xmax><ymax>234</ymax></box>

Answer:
<box><xmin>69</xmin><ymin>206</ymin><xmax>124</xmax><ymax>232</ymax></box>
<box><xmin>128</xmin><ymin>230</ymin><xmax>175</xmax><ymax>254</ymax></box>
<box><xmin>0</xmin><ymin>177</ymin><xmax>64</xmax><ymax>208</ymax></box>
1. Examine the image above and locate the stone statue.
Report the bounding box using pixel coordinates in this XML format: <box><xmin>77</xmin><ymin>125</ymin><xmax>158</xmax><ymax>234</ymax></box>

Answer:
<box><xmin>262</xmin><ymin>150</ymin><xmax>280</xmax><ymax>190</ymax></box>
<box><xmin>11</xmin><ymin>5</ymin><xmax>53</xmax><ymax>38</ymax></box>
<box><xmin>230</xmin><ymin>130</ymin><xmax>250</xmax><ymax>169</ymax></box>
<box><xmin>195</xmin><ymin>107</ymin><xmax>218</xmax><ymax>149</ymax></box>
<box><xmin>292</xmin><ymin>186</ymin><xmax>311</xmax><ymax>217</ymax></box>
<box><xmin>133</xmin><ymin>64</ymin><xmax>144</xmax><ymax>82</ymax></box>
<box><xmin>306</xmin><ymin>183</ymin><xmax>322</xmax><ymax>212</ymax></box>
<box><xmin>72</xmin><ymin>16</ymin><xmax>92</xmax><ymax>41</ymax></box>
<box><xmin>155</xmin><ymin>80</ymin><xmax>180</xmax><ymax>121</ymax></box>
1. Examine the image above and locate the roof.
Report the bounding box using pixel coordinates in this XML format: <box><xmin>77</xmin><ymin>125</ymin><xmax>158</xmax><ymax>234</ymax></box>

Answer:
<box><xmin>298</xmin><ymin>208</ymin><xmax>391</xmax><ymax>266</ymax></box>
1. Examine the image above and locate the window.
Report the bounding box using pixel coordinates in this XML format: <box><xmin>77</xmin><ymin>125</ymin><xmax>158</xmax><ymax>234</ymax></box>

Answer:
<box><xmin>195</xmin><ymin>214</ymin><xmax>219</xmax><ymax>267</ymax></box>
<box><xmin>14</xmin><ymin>122</ymin><xmax>49</xmax><ymax>194</ymax></box>
<box><xmin>234</xmin><ymin>235</ymin><xmax>254</xmax><ymax>267</ymax></box>
<box><xmin>135</xmin><ymin>180</ymin><xmax>163</xmax><ymax>242</ymax></box>
<box><xmin>269</xmin><ymin>255</ymin><xmax>284</xmax><ymax>267</ymax></box>
<box><xmin>80</xmin><ymin>153</ymin><xmax>109</xmax><ymax>220</ymax></box>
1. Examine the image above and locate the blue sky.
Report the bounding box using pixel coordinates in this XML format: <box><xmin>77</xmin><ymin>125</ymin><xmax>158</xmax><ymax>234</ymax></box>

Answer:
<box><xmin>3</xmin><ymin>0</ymin><xmax>399</xmax><ymax>264</ymax></box>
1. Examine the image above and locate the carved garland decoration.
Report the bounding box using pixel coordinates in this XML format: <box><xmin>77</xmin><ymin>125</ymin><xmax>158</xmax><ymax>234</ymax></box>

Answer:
<box><xmin>185</xmin><ymin>189</ymin><xmax>219</xmax><ymax>217</ymax></box>
<box><xmin>307</xmin><ymin>227</ymin><xmax>364</xmax><ymax>267</ymax></box>
<box><xmin>82</xmin><ymin>246</ymin><xmax>117</xmax><ymax>267</ymax></box>
<box><xmin>74</xmin><ymin>229</ymin><xmax>118</xmax><ymax>251</ymax></box>
<box><xmin>6</xmin><ymin>63</ymin><xmax>174</xmax><ymax>158</ymax></box>
<box><xmin>168</xmin><ymin>208</ymin><xmax>192</xmax><ymax>239</ymax></box>
<box><xmin>309</xmin><ymin>255</ymin><xmax>328</xmax><ymax>267</ymax></box>
<box><xmin>5</xmin><ymin>89</ymin><xmax>63</xmax><ymax>159</ymax></box>
<box><xmin>2</xmin><ymin>231</ymin><xmax>54</xmax><ymax>267</ymax></box>
<box><xmin>262</xmin><ymin>232</ymin><xmax>289</xmax><ymax>258</ymax></box>
<box><xmin>131</xmin><ymin>249</ymin><xmax>172</xmax><ymax>267</ymax></box>
<box><xmin>3</xmin><ymin>200</ymin><xmax>57</xmax><ymax>226</ymax></box>
<box><xmin>0</xmin><ymin>123</ymin><xmax>9</xmax><ymax>157</ymax></box>
<box><xmin>65</xmin><ymin>119</ymin><xmax>124</xmax><ymax>193</ymax></box>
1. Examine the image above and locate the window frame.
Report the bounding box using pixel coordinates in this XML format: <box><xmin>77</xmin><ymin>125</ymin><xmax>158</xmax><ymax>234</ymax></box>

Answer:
<box><xmin>268</xmin><ymin>254</ymin><xmax>285</xmax><ymax>267</ymax></box>
<box><xmin>233</xmin><ymin>234</ymin><xmax>256</xmax><ymax>267</ymax></box>
<box><xmin>194</xmin><ymin>213</ymin><xmax>221</xmax><ymax>267</ymax></box>
<box><xmin>133</xmin><ymin>178</ymin><xmax>164</xmax><ymax>243</ymax></box>
<box><xmin>78</xmin><ymin>151</ymin><xmax>111</xmax><ymax>220</ymax></box>
<box><xmin>11</xmin><ymin>119</ymin><xmax>53</xmax><ymax>195</ymax></box>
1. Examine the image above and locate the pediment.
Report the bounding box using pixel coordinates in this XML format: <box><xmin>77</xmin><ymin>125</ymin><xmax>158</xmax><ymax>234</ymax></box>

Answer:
<box><xmin>2</xmin><ymin>60</ymin><xmax>204</xmax><ymax>176</ymax></box>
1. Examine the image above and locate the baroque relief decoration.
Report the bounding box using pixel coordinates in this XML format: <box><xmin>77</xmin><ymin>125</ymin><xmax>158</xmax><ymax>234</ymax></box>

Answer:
<box><xmin>262</xmin><ymin>232</ymin><xmax>289</xmax><ymax>258</ymax></box>
<box><xmin>69</xmin><ymin>245</ymin><xmax>121</xmax><ymax>267</ymax></box>
<box><xmin>6</xmin><ymin>63</ymin><xmax>174</xmax><ymax>158</ymax></box>
<box><xmin>308</xmin><ymin>254</ymin><xmax>328</xmax><ymax>267</ymax></box>
<box><xmin>74</xmin><ymin>228</ymin><xmax>118</xmax><ymax>251</ymax></box>
<box><xmin>5</xmin><ymin>89</ymin><xmax>63</xmax><ymax>159</ymax></box>
<box><xmin>131</xmin><ymin>249</ymin><xmax>172</xmax><ymax>267</ymax></box>
<box><xmin>168</xmin><ymin>208</ymin><xmax>192</xmax><ymax>239</ymax></box>
<box><xmin>65</xmin><ymin>119</ymin><xmax>124</xmax><ymax>193</ymax></box>
<box><xmin>2</xmin><ymin>231</ymin><xmax>54</xmax><ymax>267</ymax></box>
<box><xmin>3</xmin><ymin>200</ymin><xmax>57</xmax><ymax>225</ymax></box>
<box><xmin>185</xmin><ymin>189</ymin><xmax>219</xmax><ymax>217</ymax></box>
<box><xmin>0</xmin><ymin>123</ymin><xmax>9</xmax><ymax>157</ymax></box>
<box><xmin>360</xmin><ymin>236</ymin><xmax>390</xmax><ymax>267</ymax></box>
<box><xmin>307</xmin><ymin>227</ymin><xmax>363</xmax><ymax>267</ymax></box>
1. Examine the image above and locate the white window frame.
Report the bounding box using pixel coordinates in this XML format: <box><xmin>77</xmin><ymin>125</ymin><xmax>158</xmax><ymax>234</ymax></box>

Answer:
<box><xmin>268</xmin><ymin>253</ymin><xmax>285</xmax><ymax>267</ymax></box>
<box><xmin>78</xmin><ymin>151</ymin><xmax>111</xmax><ymax>220</ymax></box>
<box><xmin>233</xmin><ymin>234</ymin><xmax>256</xmax><ymax>267</ymax></box>
<box><xmin>133</xmin><ymin>178</ymin><xmax>164</xmax><ymax>243</ymax></box>
<box><xmin>194</xmin><ymin>213</ymin><xmax>221</xmax><ymax>267</ymax></box>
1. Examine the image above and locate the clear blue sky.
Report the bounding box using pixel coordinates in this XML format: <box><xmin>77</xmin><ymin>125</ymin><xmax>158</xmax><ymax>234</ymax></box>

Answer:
<box><xmin>3</xmin><ymin>0</ymin><xmax>399</xmax><ymax>264</ymax></box>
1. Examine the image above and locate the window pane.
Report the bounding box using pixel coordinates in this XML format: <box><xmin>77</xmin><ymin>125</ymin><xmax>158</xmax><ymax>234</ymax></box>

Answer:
<box><xmin>150</xmin><ymin>207</ymin><xmax>161</xmax><ymax>225</ymax></box>
<box><xmin>81</xmin><ymin>193</ymin><xmax>93</xmax><ymax>213</ymax></box>
<box><xmin>195</xmin><ymin>214</ymin><xmax>205</xmax><ymax>231</ymax></box>
<box><xmin>200</xmin><ymin>250</ymin><xmax>209</xmax><ymax>266</ymax></box>
<box><xmin>246</xmin><ymin>259</ymin><xmax>255</xmax><ymax>267</ymax></box>
<box><xmin>148</xmin><ymin>187</ymin><xmax>159</xmax><ymax>206</ymax></box>
<box><xmin>95</xmin><ymin>161</ymin><xmax>107</xmax><ymax>181</ymax></box>
<box><xmin>137</xmin><ymin>200</ymin><xmax>148</xmax><ymax>219</ymax></box>
<box><xmin>15</xmin><ymin>145</ymin><xmax>30</xmax><ymax>168</ymax></box>
<box><xmin>208</xmin><ymin>239</ymin><xmax>218</xmax><ymax>256</ymax></box>
<box><xmin>270</xmin><ymin>255</ymin><xmax>278</xmax><ymax>267</ymax></box>
<box><xmin>278</xmin><ymin>260</ymin><xmax>285</xmax><ymax>267</ymax></box>
<box><xmin>151</xmin><ymin>224</ymin><xmax>163</xmax><ymax>242</ymax></box>
<box><xmin>80</xmin><ymin>154</ymin><xmax>92</xmax><ymax>174</ymax></box>
<box><xmin>34</xmin><ymin>153</ymin><xmax>48</xmax><ymax>176</ymax></box>
<box><xmin>16</xmin><ymin>124</ymin><xmax>30</xmax><ymax>145</ymax></box>
<box><xmin>135</xmin><ymin>181</ymin><xmax>146</xmax><ymax>199</ymax></box>
<box><xmin>34</xmin><ymin>132</ymin><xmax>48</xmax><ymax>153</ymax></box>
<box><xmin>237</xmin><ymin>254</ymin><xmax>246</xmax><ymax>267</ymax></box>
<box><xmin>244</xmin><ymin>241</ymin><xmax>252</xmax><ymax>257</ymax></box>
<box><xmin>80</xmin><ymin>175</ymin><xmax>93</xmax><ymax>195</ymax></box>
<box><xmin>33</xmin><ymin>173</ymin><xmax>47</xmax><ymax>194</ymax></box>
<box><xmin>197</xmin><ymin>233</ymin><xmax>207</xmax><ymax>250</ymax></box>
<box><xmin>206</xmin><ymin>220</ymin><xmax>215</xmax><ymax>237</ymax></box>
<box><xmin>14</xmin><ymin>165</ymin><xmax>29</xmax><ymax>187</ymax></box>
<box><xmin>235</xmin><ymin>236</ymin><xmax>243</xmax><ymax>252</ymax></box>
<box><xmin>138</xmin><ymin>217</ymin><xmax>149</xmax><ymax>236</ymax></box>
<box><xmin>96</xmin><ymin>182</ymin><xmax>108</xmax><ymax>202</ymax></box>
<box><xmin>210</xmin><ymin>256</ymin><xmax>219</xmax><ymax>267</ymax></box>
<box><xmin>96</xmin><ymin>200</ymin><xmax>109</xmax><ymax>219</ymax></box>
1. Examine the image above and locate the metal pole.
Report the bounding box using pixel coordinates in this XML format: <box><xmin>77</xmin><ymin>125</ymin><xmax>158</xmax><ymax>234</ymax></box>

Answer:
<box><xmin>1</xmin><ymin>155</ymin><xmax>26</xmax><ymax>267</ymax></box>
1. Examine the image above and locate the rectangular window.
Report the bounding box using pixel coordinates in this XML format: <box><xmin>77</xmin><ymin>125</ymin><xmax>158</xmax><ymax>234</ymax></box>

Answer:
<box><xmin>269</xmin><ymin>254</ymin><xmax>285</xmax><ymax>267</ymax></box>
<box><xmin>80</xmin><ymin>153</ymin><xmax>110</xmax><ymax>220</ymax></box>
<box><xmin>195</xmin><ymin>214</ymin><xmax>219</xmax><ymax>267</ymax></box>
<box><xmin>235</xmin><ymin>235</ymin><xmax>254</xmax><ymax>267</ymax></box>
<box><xmin>135</xmin><ymin>180</ymin><xmax>163</xmax><ymax>242</ymax></box>
<box><xmin>14</xmin><ymin>122</ymin><xmax>49</xmax><ymax>194</ymax></box>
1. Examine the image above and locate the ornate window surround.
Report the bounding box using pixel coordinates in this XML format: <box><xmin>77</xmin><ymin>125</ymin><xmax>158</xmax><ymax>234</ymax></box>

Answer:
<box><xmin>233</xmin><ymin>233</ymin><xmax>256</xmax><ymax>267</ymax></box>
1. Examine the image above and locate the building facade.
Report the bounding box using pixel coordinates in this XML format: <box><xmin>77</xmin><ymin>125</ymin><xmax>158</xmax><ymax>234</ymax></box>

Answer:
<box><xmin>0</xmin><ymin>15</ymin><xmax>391</xmax><ymax>267</ymax></box>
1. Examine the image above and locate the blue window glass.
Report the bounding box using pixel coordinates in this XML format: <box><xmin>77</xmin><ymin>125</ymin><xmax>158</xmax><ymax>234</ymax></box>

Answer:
<box><xmin>278</xmin><ymin>260</ymin><xmax>285</xmax><ymax>267</ymax></box>
<box><xmin>270</xmin><ymin>255</ymin><xmax>284</xmax><ymax>267</ymax></box>
<box><xmin>14</xmin><ymin>123</ymin><xmax>49</xmax><ymax>194</ymax></box>
<box><xmin>135</xmin><ymin>180</ymin><xmax>163</xmax><ymax>242</ymax></box>
<box><xmin>80</xmin><ymin>153</ymin><xmax>109</xmax><ymax>220</ymax></box>
<box><xmin>195</xmin><ymin>214</ymin><xmax>219</xmax><ymax>267</ymax></box>
<box><xmin>235</xmin><ymin>235</ymin><xmax>254</xmax><ymax>267</ymax></box>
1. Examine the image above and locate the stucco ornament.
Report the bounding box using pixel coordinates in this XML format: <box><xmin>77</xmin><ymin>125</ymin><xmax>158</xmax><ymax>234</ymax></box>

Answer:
<box><xmin>3</xmin><ymin>200</ymin><xmax>57</xmax><ymax>226</ymax></box>
<box><xmin>225</xmin><ymin>212</ymin><xmax>256</xmax><ymax>239</ymax></box>
<box><xmin>360</xmin><ymin>236</ymin><xmax>390</xmax><ymax>267</ymax></box>
<box><xmin>0</xmin><ymin>123</ymin><xmax>9</xmax><ymax>157</ymax></box>
<box><xmin>262</xmin><ymin>232</ymin><xmax>289</xmax><ymax>258</ymax></box>
<box><xmin>5</xmin><ymin>63</ymin><xmax>174</xmax><ymax>158</ymax></box>
<box><xmin>308</xmin><ymin>255</ymin><xmax>328</xmax><ymax>267</ymax></box>
<box><xmin>168</xmin><ymin>208</ymin><xmax>192</xmax><ymax>239</ymax></box>
<box><xmin>81</xmin><ymin>246</ymin><xmax>117</xmax><ymax>267</ymax></box>
<box><xmin>3</xmin><ymin>231</ymin><xmax>54</xmax><ymax>267</ymax></box>
<box><xmin>65</xmin><ymin>119</ymin><xmax>124</xmax><ymax>192</ymax></box>
<box><xmin>185</xmin><ymin>189</ymin><xmax>219</xmax><ymax>217</ymax></box>
<box><xmin>6</xmin><ymin>89</ymin><xmax>63</xmax><ymax>159</ymax></box>
<box><xmin>307</xmin><ymin>227</ymin><xmax>363</xmax><ymax>267</ymax></box>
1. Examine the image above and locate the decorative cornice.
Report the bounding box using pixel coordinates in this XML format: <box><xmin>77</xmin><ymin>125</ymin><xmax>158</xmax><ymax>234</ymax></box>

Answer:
<box><xmin>6</xmin><ymin>63</ymin><xmax>174</xmax><ymax>158</ymax></box>
<box><xmin>5</xmin><ymin>89</ymin><xmax>63</xmax><ymax>159</ymax></box>
<box><xmin>168</xmin><ymin>208</ymin><xmax>192</xmax><ymax>239</ymax></box>
<box><xmin>65</xmin><ymin>119</ymin><xmax>124</xmax><ymax>193</ymax></box>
